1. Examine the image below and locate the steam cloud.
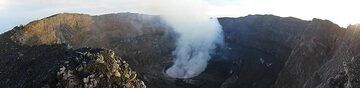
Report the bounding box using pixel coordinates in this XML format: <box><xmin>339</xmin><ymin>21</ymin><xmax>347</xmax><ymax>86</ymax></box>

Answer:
<box><xmin>147</xmin><ymin>0</ymin><xmax>224</xmax><ymax>78</ymax></box>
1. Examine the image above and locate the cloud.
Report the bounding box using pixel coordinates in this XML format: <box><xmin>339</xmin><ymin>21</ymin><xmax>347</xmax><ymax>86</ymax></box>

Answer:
<box><xmin>205</xmin><ymin>0</ymin><xmax>360</xmax><ymax>27</ymax></box>
<box><xmin>0</xmin><ymin>0</ymin><xmax>360</xmax><ymax>33</ymax></box>
<box><xmin>0</xmin><ymin>1</ymin><xmax>6</xmax><ymax>11</ymax></box>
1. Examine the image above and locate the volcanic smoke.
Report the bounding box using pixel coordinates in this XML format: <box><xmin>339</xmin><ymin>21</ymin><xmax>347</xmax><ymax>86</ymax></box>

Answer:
<box><xmin>147</xmin><ymin>0</ymin><xmax>224</xmax><ymax>78</ymax></box>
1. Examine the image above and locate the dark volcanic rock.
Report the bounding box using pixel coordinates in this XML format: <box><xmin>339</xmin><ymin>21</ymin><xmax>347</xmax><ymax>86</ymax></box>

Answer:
<box><xmin>218</xmin><ymin>15</ymin><xmax>310</xmax><ymax>88</ymax></box>
<box><xmin>0</xmin><ymin>30</ymin><xmax>145</xmax><ymax>88</ymax></box>
<box><xmin>274</xmin><ymin>23</ymin><xmax>360</xmax><ymax>88</ymax></box>
<box><xmin>298</xmin><ymin>24</ymin><xmax>360</xmax><ymax>88</ymax></box>
<box><xmin>274</xmin><ymin>18</ymin><xmax>345</xmax><ymax>88</ymax></box>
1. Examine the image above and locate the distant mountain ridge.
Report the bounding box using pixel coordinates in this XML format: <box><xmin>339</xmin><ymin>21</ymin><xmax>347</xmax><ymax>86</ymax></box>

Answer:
<box><xmin>1</xmin><ymin>12</ymin><xmax>360</xmax><ymax>88</ymax></box>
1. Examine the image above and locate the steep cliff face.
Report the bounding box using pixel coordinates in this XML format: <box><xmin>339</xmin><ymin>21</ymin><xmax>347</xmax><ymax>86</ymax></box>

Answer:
<box><xmin>294</xmin><ymin>24</ymin><xmax>360</xmax><ymax>88</ymax></box>
<box><xmin>0</xmin><ymin>30</ymin><xmax>146</xmax><ymax>88</ymax></box>
<box><xmin>273</xmin><ymin>23</ymin><xmax>360</xmax><ymax>88</ymax></box>
<box><xmin>220</xmin><ymin>17</ymin><xmax>360</xmax><ymax>88</ymax></box>
<box><xmin>218</xmin><ymin>15</ymin><xmax>310</xmax><ymax>88</ymax></box>
<box><xmin>2</xmin><ymin>12</ymin><xmax>360</xmax><ymax>88</ymax></box>
<box><xmin>274</xmin><ymin>19</ymin><xmax>345</xmax><ymax>88</ymax></box>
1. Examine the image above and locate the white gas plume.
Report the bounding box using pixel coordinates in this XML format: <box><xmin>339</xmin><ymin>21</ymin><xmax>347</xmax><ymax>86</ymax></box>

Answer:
<box><xmin>146</xmin><ymin>0</ymin><xmax>224</xmax><ymax>78</ymax></box>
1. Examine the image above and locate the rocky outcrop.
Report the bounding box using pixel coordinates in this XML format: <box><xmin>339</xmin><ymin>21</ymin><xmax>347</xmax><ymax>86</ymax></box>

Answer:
<box><xmin>56</xmin><ymin>48</ymin><xmax>146</xmax><ymax>88</ymax></box>
<box><xmin>0</xmin><ymin>30</ymin><xmax>145</xmax><ymax>88</ymax></box>
<box><xmin>322</xmin><ymin>56</ymin><xmax>360</xmax><ymax>88</ymax></box>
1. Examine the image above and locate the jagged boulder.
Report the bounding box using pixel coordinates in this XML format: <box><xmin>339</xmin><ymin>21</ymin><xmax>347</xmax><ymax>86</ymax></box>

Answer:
<box><xmin>55</xmin><ymin>48</ymin><xmax>146</xmax><ymax>88</ymax></box>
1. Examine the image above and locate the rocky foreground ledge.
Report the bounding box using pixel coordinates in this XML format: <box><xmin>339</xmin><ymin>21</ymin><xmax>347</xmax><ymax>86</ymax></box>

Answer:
<box><xmin>0</xmin><ymin>30</ymin><xmax>145</xmax><ymax>88</ymax></box>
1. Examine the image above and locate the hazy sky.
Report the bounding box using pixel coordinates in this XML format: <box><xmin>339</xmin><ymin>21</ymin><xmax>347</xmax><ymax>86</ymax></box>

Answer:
<box><xmin>0</xmin><ymin>0</ymin><xmax>359</xmax><ymax>33</ymax></box>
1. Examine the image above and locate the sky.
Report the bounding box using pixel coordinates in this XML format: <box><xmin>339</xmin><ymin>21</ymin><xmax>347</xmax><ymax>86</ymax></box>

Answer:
<box><xmin>0</xmin><ymin>0</ymin><xmax>359</xmax><ymax>33</ymax></box>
